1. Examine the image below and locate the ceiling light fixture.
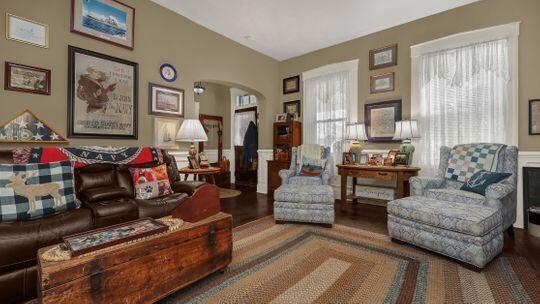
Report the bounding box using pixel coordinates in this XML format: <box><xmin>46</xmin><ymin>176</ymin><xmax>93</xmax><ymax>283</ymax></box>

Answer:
<box><xmin>194</xmin><ymin>82</ymin><xmax>205</xmax><ymax>95</ymax></box>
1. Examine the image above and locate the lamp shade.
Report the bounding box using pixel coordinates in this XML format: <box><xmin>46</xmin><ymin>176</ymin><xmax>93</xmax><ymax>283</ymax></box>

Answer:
<box><xmin>346</xmin><ymin>123</ymin><xmax>368</xmax><ymax>141</ymax></box>
<box><xmin>176</xmin><ymin>119</ymin><xmax>208</xmax><ymax>142</ymax></box>
<box><xmin>392</xmin><ymin>120</ymin><xmax>420</xmax><ymax>140</ymax></box>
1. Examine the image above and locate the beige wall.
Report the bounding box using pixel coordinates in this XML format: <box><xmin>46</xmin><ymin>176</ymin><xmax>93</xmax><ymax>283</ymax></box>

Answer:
<box><xmin>0</xmin><ymin>0</ymin><xmax>279</xmax><ymax>149</ymax></box>
<box><xmin>198</xmin><ymin>82</ymin><xmax>231</xmax><ymax>149</ymax></box>
<box><xmin>279</xmin><ymin>0</ymin><xmax>540</xmax><ymax>151</ymax></box>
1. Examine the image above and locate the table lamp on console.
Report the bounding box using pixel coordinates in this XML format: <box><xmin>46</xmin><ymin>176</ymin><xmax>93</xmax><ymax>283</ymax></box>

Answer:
<box><xmin>392</xmin><ymin>120</ymin><xmax>420</xmax><ymax>165</ymax></box>
<box><xmin>176</xmin><ymin>119</ymin><xmax>208</xmax><ymax>158</ymax></box>
<box><xmin>346</xmin><ymin>123</ymin><xmax>368</xmax><ymax>163</ymax></box>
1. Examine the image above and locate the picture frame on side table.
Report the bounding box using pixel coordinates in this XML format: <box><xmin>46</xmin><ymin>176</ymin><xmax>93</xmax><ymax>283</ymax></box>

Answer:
<box><xmin>365</xmin><ymin>99</ymin><xmax>402</xmax><ymax>142</ymax></box>
<box><xmin>529</xmin><ymin>99</ymin><xmax>540</xmax><ymax>135</ymax></box>
<box><xmin>370</xmin><ymin>72</ymin><xmax>395</xmax><ymax>94</ymax></box>
<box><xmin>275</xmin><ymin>113</ymin><xmax>287</xmax><ymax>122</ymax></box>
<box><xmin>358</xmin><ymin>153</ymin><xmax>369</xmax><ymax>165</ymax></box>
<box><xmin>153</xmin><ymin>117</ymin><xmax>179</xmax><ymax>149</ymax></box>
<box><xmin>342</xmin><ymin>152</ymin><xmax>355</xmax><ymax>165</ymax></box>
<box><xmin>71</xmin><ymin>0</ymin><xmax>135</xmax><ymax>50</ymax></box>
<box><xmin>187</xmin><ymin>156</ymin><xmax>199</xmax><ymax>169</ymax></box>
<box><xmin>148</xmin><ymin>83</ymin><xmax>184</xmax><ymax>118</ymax></box>
<box><xmin>369</xmin><ymin>44</ymin><xmax>397</xmax><ymax>70</ymax></box>
<box><xmin>68</xmin><ymin>46</ymin><xmax>138</xmax><ymax>139</ymax></box>
<box><xmin>283</xmin><ymin>100</ymin><xmax>301</xmax><ymax>118</ymax></box>
<box><xmin>394</xmin><ymin>152</ymin><xmax>409</xmax><ymax>166</ymax></box>
<box><xmin>283</xmin><ymin>75</ymin><xmax>300</xmax><ymax>94</ymax></box>
<box><xmin>5</xmin><ymin>13</ymin><xmax>49</xmax><ymax>48</ymax></box>
<box><xmin>5</xmin><ymin>62</ymin><xmax>51</xmax><ymax>95</ymax></box>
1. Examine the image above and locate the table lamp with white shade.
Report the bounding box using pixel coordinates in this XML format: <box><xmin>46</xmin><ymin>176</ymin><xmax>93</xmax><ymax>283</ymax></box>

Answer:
<box><xmin>346</xmin><ymin>123</ymin><xmax>368</xmax><ymax>163</ymax></box>
<box><xmin>392</xmin><ymin>120</ymin><xmax>421</xmax><ymax>165</ymax></box>
<box><xmin>176</xmin><ymin>119</ymin><xmax>208</xmax><ymax>158</ymax></box>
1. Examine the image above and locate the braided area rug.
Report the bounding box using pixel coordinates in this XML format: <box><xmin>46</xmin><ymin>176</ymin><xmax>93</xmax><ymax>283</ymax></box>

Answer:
<box><xmin>160</xmin><ymin>216</ymin><xmax>540</xmax><ymax>304</ymax></box>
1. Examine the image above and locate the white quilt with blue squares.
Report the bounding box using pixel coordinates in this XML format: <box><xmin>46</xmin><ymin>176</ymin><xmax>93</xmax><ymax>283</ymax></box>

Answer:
<box><xmin>445</xmin><ymin>143</ymin><xmax>505</xmax><ymax>182</ymax></box>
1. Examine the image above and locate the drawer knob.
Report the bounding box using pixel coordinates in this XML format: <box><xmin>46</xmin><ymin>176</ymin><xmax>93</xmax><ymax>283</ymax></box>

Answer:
<box><xmin>378</xmin><ymin>172</ymin><xmax>388</xmax><ymax>176</ymax></box>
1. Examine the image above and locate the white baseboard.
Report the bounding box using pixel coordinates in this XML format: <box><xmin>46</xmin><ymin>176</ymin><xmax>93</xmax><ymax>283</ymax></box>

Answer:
<box><xmin>257</xmin><ymin>149</ymin><xmax>273</xmax><ymax>194</ymax></box>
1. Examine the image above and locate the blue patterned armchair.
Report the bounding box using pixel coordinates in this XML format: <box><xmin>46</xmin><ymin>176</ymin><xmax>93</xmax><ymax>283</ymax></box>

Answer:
<box><xmin>388</xmin><ymin>143</ymin><xmax>518</xmax><ymax>268</ymax></box>
<box><xmin>274</xmin><ymin>145</ymin><xmax>335</xmax><ymax>226</ymax></box>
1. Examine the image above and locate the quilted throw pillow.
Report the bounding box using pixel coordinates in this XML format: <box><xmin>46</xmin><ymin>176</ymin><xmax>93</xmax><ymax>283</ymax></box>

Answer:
<box><xmin>0</xmin><ymin>161</ymin><xmax>80</xmax><ymax>222</ymax></box>
<box><xmin>461</xmin><ymin>170</ymin><xmax>511</xmax><ymax>196</ymax></box>
<box><xmin>445</xmin><ymin>143</ymin><xmax>505</xmax><ymax>182</ymax></box>
<box><xmin>129</xmin><ymin>164</ymin><xmax>173</xmax><ymax>199</ymax></box>
<box><xmin>297</xmin><ymin>156</ymin><xmax>327</xmax><ymax>177</ymax></box>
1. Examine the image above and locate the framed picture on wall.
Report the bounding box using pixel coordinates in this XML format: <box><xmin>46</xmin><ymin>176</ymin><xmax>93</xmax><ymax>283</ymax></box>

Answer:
<box><xmin>365</xmin><ymin>99</ymin><xmax>402</xmax><ymax>142</ymax></box>
<box><xmin>5</xmin><ymin>13</ymin><xmax>49</xmax><ymax>48</ymax></box>
<box><xmin>67</xmin><ymin>46</ymin><xmax>138</xmax><ymax>139</ymax></box>
<box><xmin>283</xmin><ymin>75</ymin><xmax>300</xmax><ymax>94</ymax></box>
<box><xmin>71</xmin><ymin>0</ymin><xmax>135</xmax><ymax>50</ymax></box>
<box><xmin>369</xmin><ymin>44</ymin><xmax>398</xmax><ymax>70</ymax></box>
<box><xmin>5</xmin><ymin>62</ymin><xmax>51</xmax><ymax>95</ymax></box>
<box><xmin>153</xmin><ymin>117</ymin><xmax>179</xmax><ymax>149</ymax></box>
<box><xmin>148</xmin><ymin>83</ymin><xmax>184</xmax><ymax>117</ymax></box>
<box><xmin>370</xmin><ymin>72</ymin><xmax>395</xmax><ymax>94</ymax></box>
<box><xmin>530</xmin><ymin>99</ymin><xmax>540</xmax><ymax>135</ymax></box>
<box><xmin>283</xmin><ymin>100</ymin><xmax>301</xmax><ymax>117</ymax></box>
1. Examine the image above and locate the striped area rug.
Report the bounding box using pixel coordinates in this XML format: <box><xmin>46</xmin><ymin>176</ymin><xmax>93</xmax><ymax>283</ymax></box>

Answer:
<box><xmin>161</xmin><ymin>217</ymin><xmax>540</xmax><ymax>304</ymax></box>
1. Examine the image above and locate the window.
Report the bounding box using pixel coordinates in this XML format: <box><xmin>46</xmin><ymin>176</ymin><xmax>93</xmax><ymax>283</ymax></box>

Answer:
<box><xmin>411</xmin><ymin>23</ymin><xmax>519</xmax><ymax>175</ymax></box>
<box><xmin>302</xmin><ymin>60</ymin><xmax>358</xmax><ymax>164</ymax></box>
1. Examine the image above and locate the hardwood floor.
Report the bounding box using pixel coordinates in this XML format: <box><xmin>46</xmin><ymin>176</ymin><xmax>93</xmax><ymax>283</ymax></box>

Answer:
<box><xmin>221</xmin><ymin>185</ymin><xmax>540</xmax><ymax>277</ymax></box>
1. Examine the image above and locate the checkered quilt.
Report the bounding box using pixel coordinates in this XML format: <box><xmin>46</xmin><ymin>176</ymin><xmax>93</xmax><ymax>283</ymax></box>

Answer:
<box><xmin>445</xmin><ymin>143</ymin><xmax>505</xmax><ymax>183</ymax></box>
<box><xmin>0</xmin><ymin>161</ymin><xmax>80</xmax><ymax>221</ymax></box>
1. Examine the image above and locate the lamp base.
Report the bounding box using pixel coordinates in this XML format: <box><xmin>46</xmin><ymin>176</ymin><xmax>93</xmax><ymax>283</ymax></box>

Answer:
<box><xmin>349</xmin><ymin>141</ymin><xmax>362</xmax><ymax>163</ymax></box>
<box><xmin>399</xmin><ymin>140</ymin><xmax>415</xmax><ymax>166</ymax></box>
<box><xmin>188</xmin><ymin>142</ymin><xmax>197</xmax><ymax>158</ymax></box>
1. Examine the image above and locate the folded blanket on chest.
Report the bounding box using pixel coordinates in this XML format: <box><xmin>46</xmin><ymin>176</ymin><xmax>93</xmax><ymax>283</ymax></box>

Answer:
<box><xmin>13</xmin><ymin>146</ymin><xmax>163</xmax><ymax>168</ymax></box>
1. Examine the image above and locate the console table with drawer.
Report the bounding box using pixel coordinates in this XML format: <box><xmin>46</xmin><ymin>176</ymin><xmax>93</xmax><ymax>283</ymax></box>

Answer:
<box><xmin>336</xmin><ymin>165</ymin><xmax>420</xmax><ymax>210</ymax></box>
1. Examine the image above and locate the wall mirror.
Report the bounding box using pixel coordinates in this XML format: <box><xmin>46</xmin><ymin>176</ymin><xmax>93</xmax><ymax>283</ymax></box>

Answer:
<box><xmin>199</xmin><ymin>114</ymin><xmax>223</xmax><ymax>161</ymax></box>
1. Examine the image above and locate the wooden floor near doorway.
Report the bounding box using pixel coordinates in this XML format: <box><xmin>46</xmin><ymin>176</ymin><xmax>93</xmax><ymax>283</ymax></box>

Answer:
<box><xmin>220</xmin><ymin>185</ymin><xmax>540</xmax><ymax>278</ymax></box>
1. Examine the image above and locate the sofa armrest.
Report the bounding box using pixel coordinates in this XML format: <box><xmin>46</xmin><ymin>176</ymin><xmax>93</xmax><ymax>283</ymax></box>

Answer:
<box><xmin>485</xmin><ymin>182</ymin><xmax>515</xmax><ymax>200</ymax></box>
<box><xmin>279</xmin><ymin>169</ymin><xmax>296</xmax><ymax>184</ymax></box>
<box><xmin>410</xmin><ymin>176</ymin><xmax>445</xmax><ymax>196</ymax></box>
<box><xmin>172</xmin><ymin>180</ymin><xmax>206</xmax><ymax>196</ymax></box>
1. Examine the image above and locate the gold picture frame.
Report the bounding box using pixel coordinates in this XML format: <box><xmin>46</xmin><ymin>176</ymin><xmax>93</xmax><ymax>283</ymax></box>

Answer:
<box><xmin>6</xmin><ymin>13</ymin><xmax>49</xmax><ymax>48</ymax></box>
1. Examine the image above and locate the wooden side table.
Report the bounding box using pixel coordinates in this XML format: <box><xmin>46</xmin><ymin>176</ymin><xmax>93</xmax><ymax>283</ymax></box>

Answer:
<box><xmin>178</xmin><ymin>167</ymin><xmax>221</xmax><ymax>184</ymax></box>
<box><xmin>336</xmin><ymin>165</ymin><xmax>420</xmax><ymax>211</ymax></box>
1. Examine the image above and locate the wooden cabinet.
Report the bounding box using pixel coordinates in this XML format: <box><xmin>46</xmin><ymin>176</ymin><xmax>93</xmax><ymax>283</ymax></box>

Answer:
<box><xmin>268</xmin><ymin>121</ymin><xmax>301</xmax><ymax>195</ymax></box>
<box><xmin>267</xmin><ymin>160</ymin><xmax>290</xmax><ymax>195</ymax></box>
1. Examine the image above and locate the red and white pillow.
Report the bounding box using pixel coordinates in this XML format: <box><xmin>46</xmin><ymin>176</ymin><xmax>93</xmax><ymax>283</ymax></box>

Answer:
<box><xmin>129</xmin><ymin>164</ymin><xmax>172</xmax><ymax>199</ymax></box>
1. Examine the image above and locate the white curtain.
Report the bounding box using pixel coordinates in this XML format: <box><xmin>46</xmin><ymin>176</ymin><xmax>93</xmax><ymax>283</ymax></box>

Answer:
<box><xmin>233</xmin><ymin>111</ymin><xmax>256</xmax><ymax>146</ymax></box>
<box><xmin>304</xmin><ymin>70</ymin><xmax>351</xmax><ymax>166</ymax></box>
<box><xmin>416</xmin><ymin>38</ymin><xmax>511</xmax><ymax>175</ymax></box>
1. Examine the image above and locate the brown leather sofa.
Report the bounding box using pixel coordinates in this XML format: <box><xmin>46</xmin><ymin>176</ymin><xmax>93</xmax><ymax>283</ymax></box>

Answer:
<box><xmin>0</xmin><ymin>150</ymin><xmax>204</xmax><ymax>303</ymax></box>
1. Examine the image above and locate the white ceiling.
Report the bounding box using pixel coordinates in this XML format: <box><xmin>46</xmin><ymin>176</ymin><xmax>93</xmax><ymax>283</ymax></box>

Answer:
<box><xmin>151</xmin><ymin>0</ymin><xmax>479</xmax><ymax>61</ymax></box>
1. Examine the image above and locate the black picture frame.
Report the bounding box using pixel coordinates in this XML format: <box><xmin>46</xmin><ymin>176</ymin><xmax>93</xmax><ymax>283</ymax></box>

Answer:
<box><xmin>67</xmin><ymin>45</ymin><xmax>138</xmax><ymax>139</ymax></box>
<box><xmin>529</xmin><ymin>99</ymin><xmax>540</xmax><ymax>135</ymax></box>
<box><xmin>394</xmin><ymin>152</ymin><xmax>409</xmax><ymax>166</ymax></box>
<box><xmin>283</xmin><ymin>75</ymin><xmax>300</xmax><ymax>94</ymax></box>
<box><xmin>365</xmin><ymin>99</ymin><xmax>402</xmax><ymax>142</ymax></box>
<box><xmin>5</xmin><ymin>62</ymin><xmax>51</xmax><ymax>95</ymax></box>
<box><xmin>148</xmin><ymin>83</ymin><xmax>185</xmax><ymax>118</ymax></box>
<box><xmin>283</xmin><ymin>100</ymin><xmax>301</xmax><ymax>117</ymax></box>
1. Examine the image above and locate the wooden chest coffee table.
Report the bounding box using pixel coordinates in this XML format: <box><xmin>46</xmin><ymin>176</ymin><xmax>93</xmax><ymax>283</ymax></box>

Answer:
<box><xmin>37</xmin><ymin>213</ymin><xmax>232</xmax><ymax>303</ymax></box>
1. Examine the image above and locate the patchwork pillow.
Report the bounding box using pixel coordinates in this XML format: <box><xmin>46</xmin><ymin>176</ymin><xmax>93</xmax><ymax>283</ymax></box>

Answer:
<box><xmin>0</xmin><ymin>161</ymin><xmax>80</xmax><ymax>222</ymax></box>
<box><xmin>297</xmin><ymin>156</ymin><xmax>327</xmax><ymax>177</ymax></box>
<box><xmin>129</xmin><ymin>164</ymin><xmax>173</xmax><ymax>199</ymax></box>
<box><xmin>445</xmin><ymin>143</ymin><xmax>505</xmax><ymax>182</ymax></box>
<box><xmin>460</xmin><ymin>170</ymin><xmax>511</xmax><ymax>196</ymax></box>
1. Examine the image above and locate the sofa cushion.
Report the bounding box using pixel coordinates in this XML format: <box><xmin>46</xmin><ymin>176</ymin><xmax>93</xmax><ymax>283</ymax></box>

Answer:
<box><xmin>83</xmin><ymin>198</ymin><xmax>138</xmax><ymax>228</ymax></box>
<box><xmin>445</xmin><ymin>143</ymin><xmax>505</xmax><ymax>182</ymax></box>
<box><xmin>129</xmin><ymin>164</ymin><xmax>173</xmax><ymax>199</ymax></box>
<box><xmin>0</xmin><ymin>208</ymin><xmax>93</xmax><ymax>272</ymax></box>
<box><xmin>136</xmin><ymin>192</ymin><xmax>188</xmax><ymax>219</ymax></box>
<box><xmin>460</xmin><ymin>170</ymin><xmax>511</xmax><ymax>196</ymax></box>
<box><xmin>288</xmin><ymin>176</ymin><xmax>322</xmax><ymax>186</ymax></box>
<box><xmin>0</xmin><ymin>161</ymin><xmax>80</xmax><ymax>221</ymax></box>
<box><xmin>76</xmin><ymin>163</ymin><xmax>118</xmax><ymax>193</ymax></box>
<box><xmin>425</xmin><ymin>188</ymin><xmax>485</xmax><ymax>205</ymax></box>
<box><xmin>80</xmin><ymin>186</ymin><xmax>131</xmax><ymax>203</ymax></box>
<box><xmin>387</xmin><ymin>196</ymin><xmax>501</xmax><ymax>237</ymax></box>
<box><xmin>274</xmin><ymin>184</ymin><xmax>334</xmax><ymax>204</ymax></box>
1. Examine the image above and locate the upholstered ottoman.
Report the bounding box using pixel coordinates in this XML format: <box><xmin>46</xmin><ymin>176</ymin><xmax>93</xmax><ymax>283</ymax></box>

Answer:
<box><xmin>274</xmin><ymin>184</ymin><xmax>335</xmax><ymax>226</ymax></box>
<box><xmin>387</xmin><ymin>196</ymin><xmax>503</xmax><ymax>268</ymax></box>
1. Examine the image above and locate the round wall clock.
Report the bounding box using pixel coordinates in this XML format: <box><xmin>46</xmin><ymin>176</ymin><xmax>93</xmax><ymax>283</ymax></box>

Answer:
<box><xmin>159</xmin><ymin>63</ymin><xmax>177</xmax><ymax>82</ymax></box>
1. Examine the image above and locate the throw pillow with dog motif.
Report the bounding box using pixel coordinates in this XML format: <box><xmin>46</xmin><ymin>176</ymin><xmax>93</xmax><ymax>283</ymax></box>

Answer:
<box><xmin>0</xmin><ymin>161</ymin><xmax>80</xmax><ymax>221</ymax></box>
